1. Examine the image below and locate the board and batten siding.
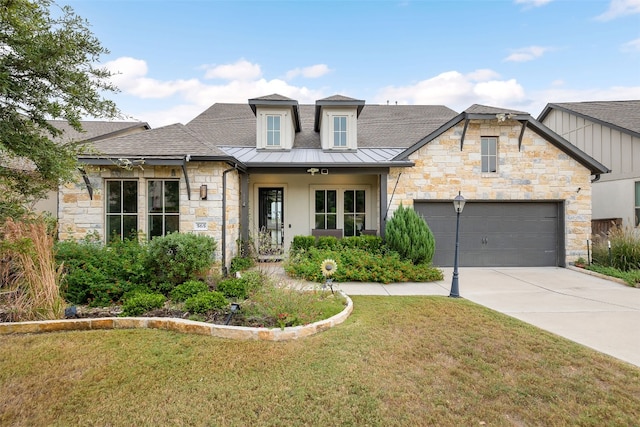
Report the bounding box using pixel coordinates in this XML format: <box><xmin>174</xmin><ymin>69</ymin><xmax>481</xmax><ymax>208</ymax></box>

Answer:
<box><xmin>542</xmin><ymin>109</ymin><xmax>640</xmax><ymax>182</ymax></box>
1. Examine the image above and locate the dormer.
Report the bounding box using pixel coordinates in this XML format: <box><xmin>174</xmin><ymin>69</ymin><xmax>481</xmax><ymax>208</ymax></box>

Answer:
<box><xmin>314</xmin><ymin>95</ymin><xmax>365</xmax><ymax>151</ymax></box>
<box><xmin>249</xmin><ymin>94</ymin><xmax>301</xmax><ymax>150</ymax></box>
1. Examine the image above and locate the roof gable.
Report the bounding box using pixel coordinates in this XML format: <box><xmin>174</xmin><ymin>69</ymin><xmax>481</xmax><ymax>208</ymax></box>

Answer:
<box><xmin>538</xmin><ymin>101</ymin><xmax>640</xmax><ymax>137</ymax></box>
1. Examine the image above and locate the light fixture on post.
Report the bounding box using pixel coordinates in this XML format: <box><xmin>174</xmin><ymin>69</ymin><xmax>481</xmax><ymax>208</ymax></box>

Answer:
<box><xmin>200</xmin><ymin>184</ymin><xmax>207</xmax><ymax>200</ymax></box>
<box><xmin>450</xmin><ymin>191</ymin><xmax>466</xmax><ymax>298</ymax></box>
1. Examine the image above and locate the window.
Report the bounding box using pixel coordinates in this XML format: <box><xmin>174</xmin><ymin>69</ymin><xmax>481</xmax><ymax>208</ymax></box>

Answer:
<box><xmin>481</xmin><ymin>137</ymin><xmax>498</xmax><ymax>173</ymax></box>
<box><xmin>266</xmin><ymin>115</ymin><xmax>281</xmax><ymax>146</ymax></box>
<box><xmin>635</xmin><ymin>182</ymin><xmax>640</xmax><ymax>226</ymax></box>
<box><xmin>106</xmin><ymin>180</ymin><xmax>138</xmax><ymax>241</ymax></box>
<box><xmin>333</xmin><ymin>116</ymin><xmax>347</xmax><ymax>147</ymax></box>
<box><xmin>148</xmin><ymin>180</ymin><xmax>179</xmax><ymax>238</ymax></box>
<box><xmin>315</xmin><ymin>190</ymin><xmax>337</xmax><ymax>229</ymax></box>
<box><xmin>344</xmin><ymin>190</ymin><xmax>366</xmax><ymax>236</ymax></box>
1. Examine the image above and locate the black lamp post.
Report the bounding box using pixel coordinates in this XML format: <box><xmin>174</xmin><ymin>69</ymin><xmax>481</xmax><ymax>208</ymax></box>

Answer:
<box><xmin>450</xmin><ymin>191</ymin><xmax>466</xmax><ymax>298</ymax></box>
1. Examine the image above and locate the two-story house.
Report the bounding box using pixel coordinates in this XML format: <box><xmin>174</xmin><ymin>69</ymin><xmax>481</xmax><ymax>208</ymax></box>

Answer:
<box><xmin>57</xmin><ymin>94</ymin><xmax>608</xmax><ymax>271</ymax></box>
<box><xmin>538</xmin><ymin>100</ymin><xmax>640</xmax><ymax>235</ymax></box>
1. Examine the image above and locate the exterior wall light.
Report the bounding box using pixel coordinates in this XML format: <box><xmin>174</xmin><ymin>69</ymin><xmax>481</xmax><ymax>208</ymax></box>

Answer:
<box><xmin>200</xmin><ymin>185</ymin><xmax>207</xmax><ymax>200</ymax></box>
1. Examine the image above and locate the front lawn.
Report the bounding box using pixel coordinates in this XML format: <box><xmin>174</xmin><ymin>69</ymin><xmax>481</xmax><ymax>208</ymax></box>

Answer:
<box><xmin>1</xmin><ymin>297</ymin><xmax>638</xmax><ymax>426</ymax></box>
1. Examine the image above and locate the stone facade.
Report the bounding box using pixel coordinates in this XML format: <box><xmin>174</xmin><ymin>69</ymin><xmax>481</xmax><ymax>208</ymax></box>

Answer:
<box><xmin>387</xmin><ymin>120</ymin><xmax>593</xmax><ymax>263</ymax></box>
<box><xmin>58</xmin><ymin>161</ymin><xmax>241</xmax><ymax>270</ymax></box>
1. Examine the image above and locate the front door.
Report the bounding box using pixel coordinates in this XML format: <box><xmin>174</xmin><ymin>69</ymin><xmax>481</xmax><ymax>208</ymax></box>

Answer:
<box><xmin>258</xmin><ymin>188</ymin><xmax>284</xmax><ymax>257</ymax></box>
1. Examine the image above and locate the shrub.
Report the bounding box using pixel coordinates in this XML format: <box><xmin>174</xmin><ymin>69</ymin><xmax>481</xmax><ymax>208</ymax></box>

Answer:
<box><xmin>316</xmin><ymin>236</ymin><xmax>339</xmax><ymax>250</ymax></box>
<box><xmin>230</xmin><ymin>256</ymin><xmax>255</xmax><ymax>274</ymax></box>
<box><xmin>216</xmin><ymin>271</ymin><xmax>264</xmax><ymax>300</ymax></box>
<box><xmin>55</xmin><ymin>236</ymin><xmax>149</xmax><ymax>306</ymax></box>
<box><xmin>184</xmin><ymin>291</ymin><xmax>227</xmax><ymax>314</ymax></box>
<box><xmin>291</xmin><ymin>235</ymin><xmax>315</xmax><ymax>251</ymax></box>
<box><xmin>284</xmin><ymin>246</ymin><xmax>443</xmax><ymax>284</ymax></box>
<box><xmin>170</xmin><ymin>280</ymin><xmax>209</xmax><ymax>302</ymax></box>
<box><xmin>121</xmin><ymin>292</ymin><xmax>166</xmax><ymax>317</ymax></box>
<box><xmin>146</xmin><ymin>233</ymin><xmax>217</xmax><ymax>285</ymax></box>
<box><xmin>385</xmin><ymin>203</ymin><xmax>435</xmax><ymax>265</ymax></box>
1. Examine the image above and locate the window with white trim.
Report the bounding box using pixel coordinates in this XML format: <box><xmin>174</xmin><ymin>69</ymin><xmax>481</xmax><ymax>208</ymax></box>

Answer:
<box><xmin>313</xmin><ymin>186</ymin><xmax>370</xmax><ymax>236</ymax></box>
<box><xmin>333</xmin><ymin>116</ymin><xmax>347</xmax><ymax>147</ymax></box>
<box><xmin>481</xmin><ymin>136</ymin><xmax>498</xmax><ymax>173</ymax></box>
<box><xmin>106</xmin><ymin>180</ymin><xmax>138</xmax><ymax>241</ymax></box>
<box><xmin>343</xmin><ymin>189</ymin><xmax>366</xmax><ymax>236</ymax></box>
<box><xmin>148</xmin><ymin>180</ymin><xmax>179</xmax><ymax>238</ymax></box>
<box><xmin>266</xmin><ymin>115</ymin><xmax>281</xmax><ymax>146</ymax></box>
<box><xmin>315</xmin><ymin>190</ymin><xmax>337</xmax><ymax>229</ymax></box>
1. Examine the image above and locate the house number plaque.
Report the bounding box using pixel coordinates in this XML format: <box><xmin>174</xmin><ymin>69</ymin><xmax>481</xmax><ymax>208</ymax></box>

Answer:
<box><xmin>194</xmin><ymin>222</ymin><xmax>208</xmax><ymax>230</ymax></box>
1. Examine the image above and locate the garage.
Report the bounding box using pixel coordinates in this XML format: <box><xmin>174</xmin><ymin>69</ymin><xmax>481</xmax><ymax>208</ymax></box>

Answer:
<box><xmin>414</xmin><ymin>201</ymin><xmax>564</xmax><ymax>267</ymax></box>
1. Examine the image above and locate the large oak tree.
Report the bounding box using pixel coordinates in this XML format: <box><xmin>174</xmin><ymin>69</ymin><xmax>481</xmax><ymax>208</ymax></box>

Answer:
<box><xmin>0</xmin><ymin>0</ymin><xmax>119</xmax><ymax>219</ymax></box>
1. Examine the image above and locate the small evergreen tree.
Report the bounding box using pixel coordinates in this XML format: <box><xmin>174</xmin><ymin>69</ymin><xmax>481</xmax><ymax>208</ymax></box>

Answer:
<box><xmin>385</xmin><ymin>203</ymin><xmax>435</xmax><ymax>265</ymax></box>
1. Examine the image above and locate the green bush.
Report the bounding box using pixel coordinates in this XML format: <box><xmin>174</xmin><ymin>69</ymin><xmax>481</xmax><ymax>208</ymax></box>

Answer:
<box><xmin>121</xmin><ymin>292</ymin><xmax>166</xmax><ymax>317</ymax></box>
<box><xmin>385</xmin><ymin>203</ymin><xmax>435</xmax><ymax>265</ymax></box>
<box><xmin>217</xmin><ymin>271</ymin><xmax>264</xmax><ymax>300</ymax></box>
<box><xmin>146</xmin><ymin>233</ymin><xmax>217</xmax><ymax>285</ymax></box>
<box><xmin>340</xmin><ymin>235</ymin><xmax>384</xmax><ymax>253</ymax></box>
<box><xmin>291</xmin><ymin>235</ymin><xmax>315</xmax><ymax>251</ymax></box>
<box><xmin>316</xmin><ymin>236</ymin><xmax>339</xmax><ymax>250</ymax></box>
<box><xmin>284</xmin><ymin>246</ymin><xmax>443</xmax><ymax>284</ymax></box>
<box><xmin>184</xmin><ymin>291</ymin><xmax>227</xmax><ymax>314</ymax></box>
<box><xmin>55</xmin><ymin>237</ymin><xmax>149</xmax><ymax>306</ymax></box>
<box><xmin>230</xmin><ymin>256</ymin><xmax>255</xmax><ymax>274</ymax></box>
<box><xmin>170</xmin><ymin>280</ymin><xmax>209</xmax><ymax>302</ymax></box>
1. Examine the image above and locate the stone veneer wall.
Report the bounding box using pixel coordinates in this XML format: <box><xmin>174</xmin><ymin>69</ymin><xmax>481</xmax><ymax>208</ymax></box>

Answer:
<box><xmin>58</xmin><ymin>161</ymin><xmax>241</xmax><ymax>270</ymax></box>
<box><xmin>387</xmin><ymin>120</ymin><xmax>593</xmax><ymax>264</ymax></box>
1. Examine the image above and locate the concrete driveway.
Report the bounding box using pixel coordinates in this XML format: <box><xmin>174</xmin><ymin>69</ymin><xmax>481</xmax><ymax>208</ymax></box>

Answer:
<box><xmin>338</xmin><ymin>267</ymin><xmax>640</xmax><ymax>368</ymax></box>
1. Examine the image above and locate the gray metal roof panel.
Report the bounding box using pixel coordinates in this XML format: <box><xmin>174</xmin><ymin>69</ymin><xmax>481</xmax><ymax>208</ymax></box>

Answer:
<box><xmin>219</xmin><ymin>146</ymin><xmax>408</xmax><ymax>166</ymax></box>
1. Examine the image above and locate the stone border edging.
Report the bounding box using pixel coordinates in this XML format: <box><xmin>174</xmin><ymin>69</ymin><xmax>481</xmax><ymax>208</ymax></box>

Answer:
<box><xmin>0</xmin><ymin>293</ymin><xmax>353</xmax><ymax>341</ymax></box>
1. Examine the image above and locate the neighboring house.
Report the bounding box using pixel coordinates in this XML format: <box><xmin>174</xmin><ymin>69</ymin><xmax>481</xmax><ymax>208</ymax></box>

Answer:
<box><xmin>58</xmin><ymin>94</ymin><xmax>608</xmax><ymax>271</ymax></box>
<box><xmin>32</xmin><ymin>120</ymin><xmax>150</xmax><ymax>216</ymax></box>
<box><xmin>538</xmin><ymin>100</ymin><xmax>640</xmax><ymax>235</ymax></box>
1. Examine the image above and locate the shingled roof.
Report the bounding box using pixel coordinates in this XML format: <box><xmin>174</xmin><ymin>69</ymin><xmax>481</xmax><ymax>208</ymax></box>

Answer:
<box><xmin>79</xmin><ymin>123</ymin><xmax>234</xmax><ymax>164</ymax></box>
<box><xmin>187</xmin><ymin>102</ymin><xmax>458</xmax><ymax>149</ymax></box>
<box><xmin>537</xmin><ymin>101</ymin><xmax>640</xmax><ymax>137</ymax></box>
<box><xmin>48</xmin><ymin>120</ymin><xmax>150</xmax><ymax>143</ymax></box>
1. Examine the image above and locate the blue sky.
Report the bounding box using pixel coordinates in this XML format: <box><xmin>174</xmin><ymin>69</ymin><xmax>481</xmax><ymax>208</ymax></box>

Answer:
<box><xmin>66</xmin><ymin>0</ymin><xmax>640</xmax><ymax>128</ymax></box>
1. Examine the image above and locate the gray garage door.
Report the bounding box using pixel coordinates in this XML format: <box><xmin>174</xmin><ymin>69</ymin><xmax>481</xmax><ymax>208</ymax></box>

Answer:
<box><xmin>414</xmin><ymin>202</ymin><xmax>562</xmax><ymax>267</ymax></box>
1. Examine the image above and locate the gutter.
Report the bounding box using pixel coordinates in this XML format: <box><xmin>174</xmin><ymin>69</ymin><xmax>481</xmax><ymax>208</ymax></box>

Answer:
<box><xmin>221</xmin><ymin>163</ymin><xmax>239</xmax><ymax>276</ymax></box>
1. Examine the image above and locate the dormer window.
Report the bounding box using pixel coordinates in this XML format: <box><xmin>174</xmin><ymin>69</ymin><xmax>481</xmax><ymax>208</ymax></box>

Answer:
<box><xmin>267</xmin><ymin>115</ymin><xmax>281</xmax><ymax>146</ymax></box>
<box><xmin>248</xmin><ymin>95</ymin><xmax>301</xmax><ymax>151</ymax></box>
<box><xmin>333</xmin><ymin>116</ymin><xmax>347</xmax><ymax>147</ymax></box>
<box><xmin>314</xmin><ymin>95</ymin><xmax>365</xmax><ymax>151</ymax></box>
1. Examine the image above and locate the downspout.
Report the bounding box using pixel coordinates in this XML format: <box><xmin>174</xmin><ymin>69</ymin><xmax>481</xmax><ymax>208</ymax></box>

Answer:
<box><xmin>221</xmin><ymin>163</ymin><xmax>238</xmax><ymax>276</ymax></box>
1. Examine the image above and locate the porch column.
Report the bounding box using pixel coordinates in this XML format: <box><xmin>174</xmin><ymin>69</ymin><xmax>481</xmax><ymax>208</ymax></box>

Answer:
<box><xmin>380</xmin><ymin>173</ymin><xmax>387</xmax><ymax>239</ymax></box>
<box><xmin>240</xmin><ymin>172</ymin><xmax>250</xmax><ymax>256</ymax></box>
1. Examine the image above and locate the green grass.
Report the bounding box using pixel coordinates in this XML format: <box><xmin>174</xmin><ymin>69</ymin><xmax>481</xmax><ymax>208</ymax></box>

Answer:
<box><xmin>1</xmin><ymin>297</ymin><xmax>639</xmax><ymax>426</ymax></box>
<box><xmin>585</xmin><ymin>264</ymin><xmax>640</xmax><ymax>287</ymax></box>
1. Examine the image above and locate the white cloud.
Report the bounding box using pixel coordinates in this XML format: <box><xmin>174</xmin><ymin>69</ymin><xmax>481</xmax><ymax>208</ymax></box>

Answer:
<box><xmin>529</xmin><ymin>84</ymin><xmax>640</xmax><ymax>116</ymax></box>
<box><xmin>203</xmin><ymin>59</ymin><xmax>262</xmax><ymax>81</ymax></box>
<box><xmin>105</xmin><ymin>57</ymin><xmax>200</xmax><ymax>99</ymax></box>
<box><xmin>504</xmin><ymin>46</ymin><xmax>551</xmax><ymax>62</ymax></box>
<box><xmin>374</xmin><ymin>70</ymin><xmax>526</xmax><ymax>112</ymax></box>
<box><xmin>514</xmin><ymin>0</ymin><xmax>554</xmax><ymax>8</ymax></box>
<box><xmin>621</xmin><ymin>37</ymin><xmax>640</xmax><ymax>52</ymax></box>
<box><xmin>105</xmin><ymin>57</ymin><xmax>327</xmax><ymax>127</ymax></box>
<box><xmin>595</xmin><ymin>0</ymin><xmax>640</xmax><ymax>21</ymax></box>
<box><xmin>285</xmin><ymin>64</ymin><xmax>332</xmax><ymax>80</ymax></box>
